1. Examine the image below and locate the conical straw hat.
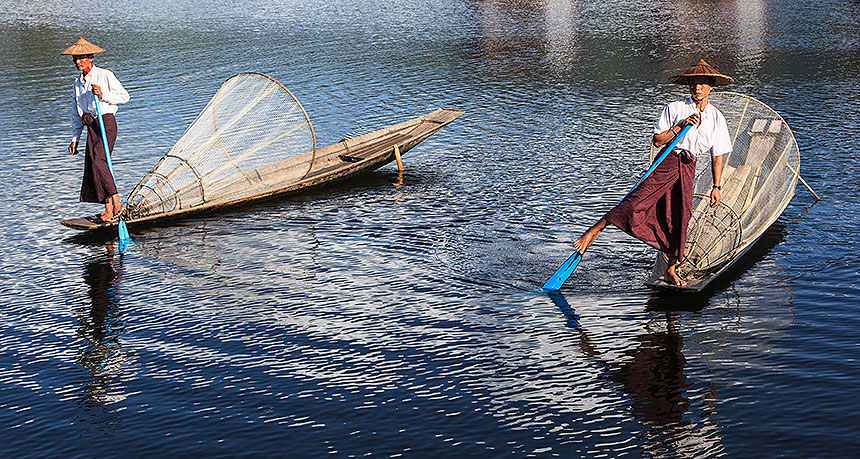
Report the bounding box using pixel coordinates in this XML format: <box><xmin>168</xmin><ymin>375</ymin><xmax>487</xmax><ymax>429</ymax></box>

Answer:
<box><xmin>668</xmin><ymin>59</ymin><xmax>734</xmax><ymax>86</ymax></box>
<box><xmin>60</xmin><ymin>37</ymin><xmax>105</xmax><ymax>55</ymax></box>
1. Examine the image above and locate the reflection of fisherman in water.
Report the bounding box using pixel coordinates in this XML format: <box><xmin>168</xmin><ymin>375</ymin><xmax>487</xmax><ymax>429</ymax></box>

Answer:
<box><xmin>76</xmin><ymin>242</ymin><xmax>128</xmax><ymax>407</ymax></box>
<box><xmin>548</xmin><ymin>293</ymin><xmax>721</xmax><ymax>456</ymax></box>
<box><xmin>611</xmin><ymin>313</ymin><xmax>688</xmax><ymax>425</ymax></box>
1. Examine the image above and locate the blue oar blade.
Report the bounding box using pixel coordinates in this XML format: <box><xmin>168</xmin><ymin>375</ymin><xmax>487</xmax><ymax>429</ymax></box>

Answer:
<box><xmin>117</xmin><ymin>220</ymin><xmax>133</xmax><ymax>253</ymax></box>
<box><xmin>542</xmin><ymin>252</ymin><xmax>582</xmax><ymax>291</ymax></box>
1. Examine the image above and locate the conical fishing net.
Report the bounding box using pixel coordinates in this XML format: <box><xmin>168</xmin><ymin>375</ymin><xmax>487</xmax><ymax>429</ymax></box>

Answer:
<box><xmin>651</xmin><ymin>92</ymin><xmax>800</xmax><ymax>280</ymax></box>
<box><xmin>126</xmin><ymin>72</ymin><xmax>316</xmax><ymax>219</ymax></box>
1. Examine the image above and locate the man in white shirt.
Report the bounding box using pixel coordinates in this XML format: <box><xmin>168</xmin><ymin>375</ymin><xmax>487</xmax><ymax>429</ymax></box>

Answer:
<box><xmin>62</xmin><ymin>37</ymin><xmax>130</xmax><ymax>223</ymax></box>
<box><xmin>573</xmin><ymin>60</ymin><xmax>733</xmax><ymax>286</ymax></box>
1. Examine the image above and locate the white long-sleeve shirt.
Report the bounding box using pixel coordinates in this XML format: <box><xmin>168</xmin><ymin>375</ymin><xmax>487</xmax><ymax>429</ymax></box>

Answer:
<box><xmin>70</xmin><ymin>65</ymin><xmax>130</xmax><ymax>143</ymax></box>
<box><xmin>653</xmin><ymin>97</ymin><xmax>732</xmax><ymax>158</ymax></box>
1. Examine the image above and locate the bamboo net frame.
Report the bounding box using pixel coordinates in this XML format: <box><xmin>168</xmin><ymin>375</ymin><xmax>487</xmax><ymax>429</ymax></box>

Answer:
<box><xmin>126</xmin><ymin>72</ymin><xmax>316</xmax><ymax>218</ymax></box>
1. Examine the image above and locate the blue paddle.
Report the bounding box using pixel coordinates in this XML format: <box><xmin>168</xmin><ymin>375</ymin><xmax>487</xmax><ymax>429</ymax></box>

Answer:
<box><xmin>542</xmin><ymin>124</ymin><xmax>692</xmax><ymax>291</ymax></box>
<box><xmin>93</xmin><ymin>93</ymin><xmax>133</xmax><ymax>253</ymax></box>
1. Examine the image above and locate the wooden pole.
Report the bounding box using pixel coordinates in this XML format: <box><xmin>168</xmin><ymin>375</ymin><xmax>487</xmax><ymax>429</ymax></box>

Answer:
<box><xmin>783</xmin><ymin>160</ymin><xmax>821</xmax><ymax>201</ymax></box>
<box><xmin>798</xmin><ymin>174</ymin><xmax>821</xmax><ymax>201</ymax></box>
<box><xmin>393</xmin><ymin>144</ymin><xmax>404</xmax><ymax>172</ymax></box>
<box><xmin>393</xmin><ymin>144</ymin><xmax>404</xmax><ymax>187</ymax></box>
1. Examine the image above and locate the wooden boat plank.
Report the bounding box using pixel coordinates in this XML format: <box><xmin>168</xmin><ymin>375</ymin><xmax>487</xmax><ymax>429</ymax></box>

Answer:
<box><xmin>60</xmin><ymin>216</ymin><xmax>118</xmax><ymax>231</ymax></box>
<box><xmin>645</xmin><ymin>274</ymin><xmax>711</xmax><ymax>292</ymax></box>
<box><xmin>723</xmin><ymin>165</ymin><xmax>753</xmax><ymax>210</ymax></box>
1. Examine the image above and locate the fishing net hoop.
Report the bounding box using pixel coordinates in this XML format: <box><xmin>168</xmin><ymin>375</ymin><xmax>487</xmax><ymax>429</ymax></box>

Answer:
<box><xmin>126</xmin><ymin>72</ymin><xmax>316</xmax><ymax>219</ymax></box>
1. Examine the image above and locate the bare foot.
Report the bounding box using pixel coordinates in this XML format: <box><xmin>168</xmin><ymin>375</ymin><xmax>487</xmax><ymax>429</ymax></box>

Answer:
<box><xmin>100</xmin><ymin>208</ymin><xmax>123</xmax><ymax>222</ymax></box>
<box><xmin>666</xmin><ymin>264</ymin><xmax>687</xmax><ymax>287</ymax></box>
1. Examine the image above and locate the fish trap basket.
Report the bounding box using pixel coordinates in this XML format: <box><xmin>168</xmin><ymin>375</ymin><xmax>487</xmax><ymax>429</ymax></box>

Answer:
<box><xmin>651</xmin><ymin>92</ymin><xmax>800</xmax><ymax>280</ymax></box>
<box><xmin>126</xmin><ymin>72</ymin><xmax>316</xmax><ymax>219</ymax></box>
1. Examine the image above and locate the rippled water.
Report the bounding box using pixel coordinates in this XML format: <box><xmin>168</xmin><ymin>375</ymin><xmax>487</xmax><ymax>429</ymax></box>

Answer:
<box><xmin>2</xmin><ymin>0</ymin><xmax>859</xmax><ymax>456</ymax></box>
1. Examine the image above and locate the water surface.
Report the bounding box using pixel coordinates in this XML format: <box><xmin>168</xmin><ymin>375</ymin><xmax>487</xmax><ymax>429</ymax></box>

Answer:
<box><xmin>1</xmin><ymin>0</ymin><xmax>859</xmax><ymax>457</ymax></box>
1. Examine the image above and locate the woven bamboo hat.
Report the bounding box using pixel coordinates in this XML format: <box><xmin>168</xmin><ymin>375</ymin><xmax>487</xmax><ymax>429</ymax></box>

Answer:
<box><xmin>60</xmin><ymin>37</ymin><xmax>105</xmax><ymax>55</ymax></box>
<box><xmin>669</xmin><ymin>59</ymin><xmax>734</xmax><ymax>86</ymax></box>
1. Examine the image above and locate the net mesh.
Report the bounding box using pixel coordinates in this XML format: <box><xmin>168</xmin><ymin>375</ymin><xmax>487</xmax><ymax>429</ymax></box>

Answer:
<box><xmin>651</xmin><ymin>92</ymin><xmax>800</xmax><ymax>280</ymax></box>
<box><xmin>126</xmin><ymin>72</ymin><xmax>316</xmax><ymax>218</ymax></box>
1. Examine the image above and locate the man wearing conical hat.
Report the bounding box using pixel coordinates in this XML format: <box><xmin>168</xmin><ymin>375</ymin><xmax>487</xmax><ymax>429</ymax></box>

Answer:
<box><xmin>573</xmin><ymin>60</ymin><xmax>732</xmax><ymax>287</ymax></box>
<box><xmin>62</xmin><ymin>37</ymin><xmax>130</xmax><ymax>223</ymax></box>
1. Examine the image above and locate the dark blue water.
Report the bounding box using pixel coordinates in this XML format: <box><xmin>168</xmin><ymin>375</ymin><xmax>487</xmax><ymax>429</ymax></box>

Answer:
<box><xmin>2</xmin><ymin>0</ymin><xmax>859</xmax><ymax>457</ymax></box>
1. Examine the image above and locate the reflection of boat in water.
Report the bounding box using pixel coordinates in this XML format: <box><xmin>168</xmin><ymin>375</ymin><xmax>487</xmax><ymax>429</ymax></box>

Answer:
<box><xmin>61</xmin><ymin>72</ymin><xmax>463</xmax><ymax>230</ymax></box>
<box><xmin>647</xmin><ymin>93</ymin><xmax>800</xmax><ymax>292</ymax></box>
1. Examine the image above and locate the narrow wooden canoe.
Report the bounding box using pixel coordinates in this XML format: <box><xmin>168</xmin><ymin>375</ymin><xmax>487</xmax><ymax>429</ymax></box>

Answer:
<box><xmin>644</xmin><ymin>93</ymin><xmax>799</xmax><ymax>292</ymax></box>
<box><xmin>61</xmin><ymin>108</ymin><xmax>464</xmax><ymax>230</ymax></box>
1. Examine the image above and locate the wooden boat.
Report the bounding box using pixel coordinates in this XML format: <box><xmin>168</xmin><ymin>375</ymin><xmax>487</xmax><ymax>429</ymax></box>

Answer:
<box><xmin>645</xmin><ymin>92</ymin><xmax>800</xmax><ymax>292</ymax></box>
<box><xmin>61</xmin><ymin>72</ymin><xmax>463</xmax><ymax>230</ymax></box>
